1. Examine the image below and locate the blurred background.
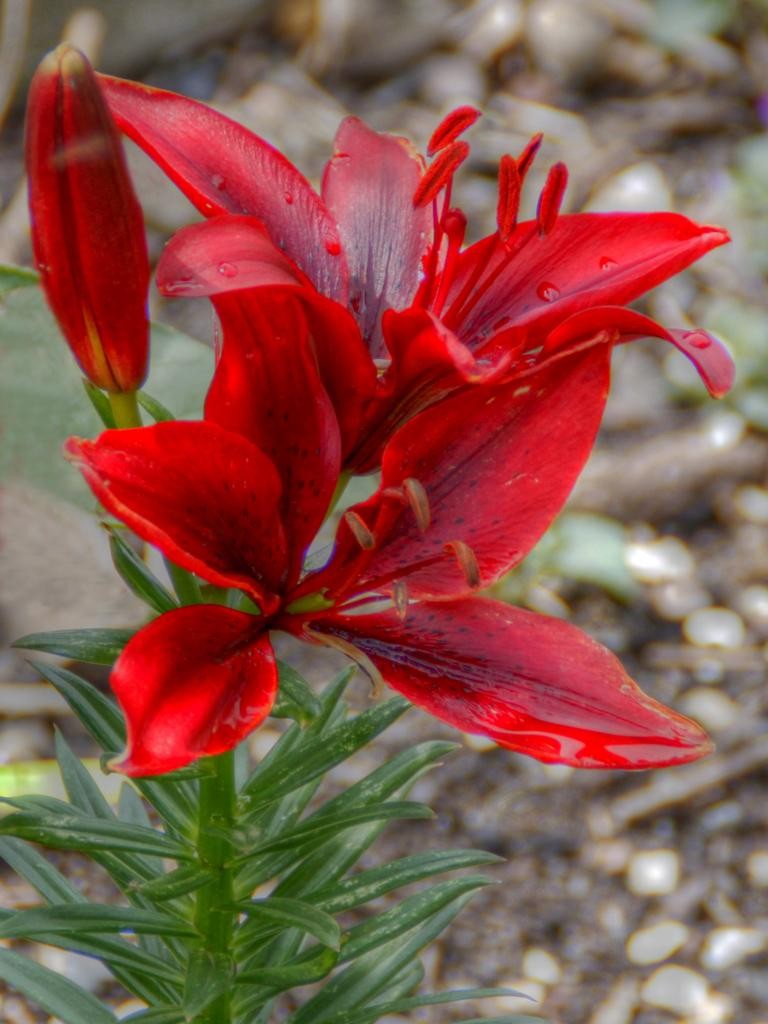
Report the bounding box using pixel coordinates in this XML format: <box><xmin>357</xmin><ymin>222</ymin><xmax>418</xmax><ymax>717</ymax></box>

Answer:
<box><xmin>1</xmin><ymin>0</ymin><xmax>768</xmax><ymax>1021</ymax></box>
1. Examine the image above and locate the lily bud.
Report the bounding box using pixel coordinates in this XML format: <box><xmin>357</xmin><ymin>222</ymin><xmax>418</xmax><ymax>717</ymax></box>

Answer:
<box><xmin>25</xmin><ymin>45</ymin><xmax>149</xmax><ymax>392</ymax></box>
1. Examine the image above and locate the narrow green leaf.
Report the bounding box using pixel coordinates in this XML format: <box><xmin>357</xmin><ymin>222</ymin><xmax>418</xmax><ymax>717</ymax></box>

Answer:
<box><xmin>313</xmin><ymin>849</ymin><xmax>503</xmax><ymax>915</ymax></box>
<box><xmin>236</xmin><ymin>943</ymin><xmax>338</xmax><ymax>989</ymax></box>
<box><xmin>0</xmin><ymin>810</ymin><xmax>194</xmax><ymax>860</ymax></box>
<box><xmin>83</xmin><ymin>379</ymin><xmax>117</xmax><ymax>428</ymax></box>
<box><xmin>288</xmin><ymin>892</ymin><xmax>478</xmax><ymax>1024</ymax></box>
<box><xmin>183</xmin><ymin>950</ymin><xmax>230</xmax><ymax>1017</ymax></box>
<box><xmin>271</xmin><ymin>661</ymin><xmax>322</xmax><ymax>722</ymax></box>
<box><xmin>14</xmin><ymin>628</ymin><xmax>134</xmax><ymax>665</ymax></box>
<box><xmin>137</xmin><ymin>389</ymin><xmax>176</xmax><ymax>422</ymax></box>
<box><xmin>0</xmin><ymin>263</ymin><xmax>39</xmax><ymax>295</ymax></box>
<box><xmin>0</xmin><ymin>948</ymin><xmax>118</xmax><ymax>1024</ymax></box>
<box><xmin>138</xmin><ymin>863</ymin><xmax>214</xmax><ymax>901</ymax></box>
<box><xmin>319</xmin><ymin>989</ymin><xmax>532</xmax><ymax>1024</ymax></box>
<box><xmin>242</xmin><ymin>697</ymin><xmax>410</xmax><ymax>813</ymax></box>
<box><xmin>110</xmin><ymin>530</ymin><xmax>179</xmax><ymax>613</ymax></box>
<box><xmin>55</xmin><ymin>730</ymin><xmax>115</xmax><ymax>818</ymax></box>
<box><xmin>239</xmin><ymin>802</ymin><xmax>432</xmax><ymax>861</ymax></box>
<box><xmin>341</xmin><ymin>877</ymin><xmax>493</xmax><ymax>962</ymax></box>
<box><xmin>121</xmin><ymin>1009</ymin><xmax>186</xmax><ymax>1024</ymax></box>
<box><xmin>236</xmin><ymin>896</ymin><xmax>341</xmax><ymax>951</ymax></box>
<box><xmin>30</xmin><ymin>660</ymin><xmax>125</xmax><ymax>750</ymax></box>
<box><xmin>0</xmin><ymin>836</ymin><xmax>86</xmax><ymax>904</ymax></box>
<box><xmin>0</xmin><ymin>905</ymin><xmax>197</xmax><ymax>940</ymax></box>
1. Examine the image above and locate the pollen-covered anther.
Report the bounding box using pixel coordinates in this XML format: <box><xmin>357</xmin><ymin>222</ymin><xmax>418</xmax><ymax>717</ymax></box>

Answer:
<box><xmin>344</xmin><ymin>510</ymin><xmax>376</xmax><ymax>550</ymax></box>
<box><xmin>536</xmin><ymin>161</ymin><xmax>568</xmax><ymax>237</ymax></box>
<box><xmin>413</xmin><ymin>141</ymin><xmax>470</xmax><ymax>208</ymax></box>
<box><xmin>496</xmin><ymin>154</ymin><xmax>522</xmax><ymax>243</ymax></box>
<box><xmin>427</xmin><ymin>106</ymin><xmax>481</xmax><ymax>156</ymax></box>
<box><xmin>445</xmin><ymin>539</ymin><xmax>481</xmax><ymax>589</ymax></box>
<box><xmin>403</xmin><ymin>477</ymin><xmax>431</xmax><ymax>533</ymax></box>
<box><xmin>392</xmin><ymin>580</ymin><xmax>409</xmax><ymax>621</ymax></box>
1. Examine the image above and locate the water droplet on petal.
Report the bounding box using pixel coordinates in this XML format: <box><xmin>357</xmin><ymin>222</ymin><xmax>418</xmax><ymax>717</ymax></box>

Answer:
<box><xmin>218</xmin><ymin>262</ymin><xmax>238</xmax><ymax>278</ymax></box>
<box><xmin>685</xmin><ymin>331</ymin><xmax>712</xmax><ymax>350</ymax></box>
<box><xmin>283</xmin><ymin>191</ymin><xmax>294</xmax><ymax>205</ymax></box>
<box><xmin>324</xmin><ymin>237</ymin><xmax>342</xmax><ymax>256</ymax></box>
<box><xmin>211</xmin><ymin>174</ymin><xmax>226</xmax><ymax>190</ymax></box>
<box><xmin>599</xmin><ymin>256</ymin><xmax>618</xmax><ymax>271</ymax></box>
<box><xmin>536</xmin><ymin>281</ymin><xmax>560</xmax><ymax>302</ymax></box>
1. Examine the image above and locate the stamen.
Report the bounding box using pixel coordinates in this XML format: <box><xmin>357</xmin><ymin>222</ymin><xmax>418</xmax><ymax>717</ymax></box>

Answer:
<box><xmin>413</xmin><ymin>141</ymin><xmax>469</xmax><ymax>208</ymax></box>
<box><xmin>536</xmin><ymin>162</ymin><xmax>568</xmax><ymax>237</ymax></box>
<box><xmin>304</xmin><ymin>627</ymin><xmax>386</xmax><ymax>699</ymax></box>
<box><xmin>427</xmin><ymin>106</ymin><xmax>481</xmax><ymax>156</ymax></box>
<box><xmin>344</xmin><ymin>509</ymin><xmax>376</xmax><ymax>550</ymax></box>
<box><xmin>392</xmin><ymin>580</ymin><xmax>409</xmax><ymax>620</ymax></box>
<box><xmin>445</xmin><ymin>539</ymin><xmax>481</xmax><ymax>588</ymax></box>
<box><xmin>516</xmin><ymin>132</ymin><xmax>543</xmax><ymax>181</ymax></box>
<box><xmin>403</xmin><ymin>477</ymin><xmax>431</xmax><ymax>532</ymax></box>
<box><xmin>496</xmin><ymin>154</ymin><xmax>522</xmax><ymax>242</ymax></box>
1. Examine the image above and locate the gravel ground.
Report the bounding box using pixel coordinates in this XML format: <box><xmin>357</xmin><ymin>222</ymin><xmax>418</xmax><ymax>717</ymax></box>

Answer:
<box><xmin>1</xmin><ymin>2</ymin><xmax>768</xmax><ymax>1022</ymax></box>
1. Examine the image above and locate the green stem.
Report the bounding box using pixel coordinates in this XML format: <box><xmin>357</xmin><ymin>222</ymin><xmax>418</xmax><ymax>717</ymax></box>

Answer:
<box><xmin>192</xmin><ymin>750</ymin><xmax>237</xmax><ymax>1023</ymax></box>
<box><xmin>107</xmin><ymin>389</ymin><xmax>142</xmax><ymax>429</ymax></box>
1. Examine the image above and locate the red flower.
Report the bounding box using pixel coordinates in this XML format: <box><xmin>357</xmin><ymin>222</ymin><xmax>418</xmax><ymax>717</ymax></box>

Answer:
<box><xmin>65</xmin><ymin>337</ymin><xmax>711</xmax><ymax>777</ymax></box>
<box><xmin>97</xmin><ymin>77</ymin><xmax>732</xmax><ymax>463</ymax></box>
<box><xmin>25</xmin><ymin>47</ymin><xmax>150</xmax><ymax>392</ymax></box>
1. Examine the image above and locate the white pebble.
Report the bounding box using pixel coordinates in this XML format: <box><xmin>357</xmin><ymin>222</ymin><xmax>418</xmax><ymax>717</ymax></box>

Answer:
<box><xmin>463</xmin><ymin>732</ymin><xmax>498</xmax><ymax>752</ymax></box>
<box><xmin>747</xmin><ymin>850</ymin><xmax>768</xmax><ymax>887</ymax></box>
<box><xmin>525</xmin><ymin>0</ymin><xmax>611</xmax><ymax>83</ymax></box>
<box><xmin>683</xmin><ymin>607</ymin><xmax>746</xmax><ymax>649</ymax></box>
<box><xmin>587</xmin><ymin>162</ymin><xmax>673</xmax><ymax>213</ymax></box>
<box><xmin>522</xmin><ymin>947</ymin><xmax>561</xmax><ymax>985</ymax></box>
<box><xmin>737</xmin><ymin>584</ymin><xmax>768</xmax><ymax>625</ymax></box>
<box><xmin>680</xmin><ymin>688</ymin><xmax>739</xmax><ymax>732</ymax></box>
<box><xmin>33</xmin><ymin>947</ymin><xmax>112</xmax><ymax>993</ymax></box>
<box><xmin>651</xmin><ymin>580</ymin><xmax>711</xmax><ymax>621</ymax></box>
<box><xmin>626</xmin><ymin>920</ymin><xmax>689</xmax><ymax>964</ymax></box>
<box><xmin>700</xmin><ymin>927</ymin><xmax>765</xmax><ymax>970</ymax></box>
<box><xmin>703</xmin><ymin>409</ymin><xmax>746</xmax><ymax>450</ymax></box>
<box><xmin>640</xmin><ymin>965</ymin><xmax>710</xmax><ymax>1015</ymax></box>
<box><xmin>588</xmin><ymin>977</ymin><xmax>639</xmax><ymax>1024</ymax></box>
<box><xmin>734</xmin><ymin>484</ymin><xmax>768</xmax><ymax>523</ymax></box>
<box><xmin>458</xmin><ymin>0</ymin><xmax>524</xmax><ymax>60</ymax></box>
<box><xmin>626</xmin><ymin>849</ymin><xmax>680</xmax><ymax>896</ymax></box>
<box><xmin>625</xmin><ymin>537</ymin><xmax>694</xmax><ymax>584</ymax></box>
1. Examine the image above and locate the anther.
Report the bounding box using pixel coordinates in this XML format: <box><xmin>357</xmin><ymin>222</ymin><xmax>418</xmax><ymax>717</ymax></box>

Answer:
<box><xmin>392</xmin><ymin>580</ymin><xmax>409</xmax><ymax>620</ymax></box>
<box><xmin>536</xmin><ymin>162</ymin><xmax>568</xmax><ymax>237</ymax></box>
<box><xmin>516</xmin><ymin>132</ymin><xmax>543</xmax><ymax>182</ymax></box>
<box><xmin>496</xmin><ymin>154</ymin><xmax>522</xmax><ymax>242</ymax></box>
<box><xmin>445</xmin><ymin>539</ymin><xmax>481</xmax><ymax>589</ymax></box>
<box><xmin>413</xmin><ymin>141</ymin><xmax>469</xmax><ymax>208</ymax></box>
<box><xmin>403</xmin><ymin>477</ymin><xmax>431</xmax><ymax>533</ymax></box>
<box><xmin>427</xmin><ymin>106</ymin><xmax>481</xmax><ymax>156</ymax></box>
<box><xmin>344</xmin><ymin>510</ymin><xmax>376</xmax><ymax>550</ymax></box>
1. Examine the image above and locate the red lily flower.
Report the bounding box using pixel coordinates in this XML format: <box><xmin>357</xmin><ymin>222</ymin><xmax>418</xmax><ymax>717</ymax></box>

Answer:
<box><xmin>65</xmin><ymin>337</ymin><xmax>711</xmax><ymax>777</ymax></box>
<box><xmin>26</xmin><ymin>47</ymin><xmax>149</xmax><ymax>393</ymax></box>
<box><xmin>96</xmin><ymin>76</ymin><xmax>732</xmax><ymax>464</ymax></box>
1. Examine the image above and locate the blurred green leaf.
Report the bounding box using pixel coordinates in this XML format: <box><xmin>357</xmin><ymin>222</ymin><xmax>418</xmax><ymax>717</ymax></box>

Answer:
<box><xmin>14</xmin><ymin>627</ymin><xmax>135</xmax><ymax>664</ymax></box>
<box><xmin>0</xmin><ymin>948</ymin><xmax>118</xmax><ymax>1024</ymax></box>
<box><xmin>0</xmin><ymin>283</ymin><xmax>213</xmax><ymax>506</ymax></box>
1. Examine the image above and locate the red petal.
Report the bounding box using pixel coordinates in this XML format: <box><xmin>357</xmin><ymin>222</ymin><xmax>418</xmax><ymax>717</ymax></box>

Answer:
<box><xmin>26</xmin><ymin>46</ymin><xmax>149</xmax><ymax>392</ymax></box>
<box><xmin>156</xmin><ymin>215</ymin><xmax>305</xmax><ymax>296</ymax></box>
<box><xmin>347</xmin><ymin>308</ymin><xmax>513</xmax><ymax>472</ymax></box>
<box><xmin>111</xmin><ymin>606</ymin><xmax>276</xmax><ymax>776</ymax></box>
<box><xmin>65</xmin><ymin>422</ymin><xmax>287</xmax><ymax>606</ymax></box>
<box><xmin>324</xmin><ymin>346</ymin><xmax>610</xmax><ymax>601</ymax></box>
<box><xmin>321</xmin><ymin>116</ymin><xmax>431</xmax><ymax>356</ymax></box>
<box><xmin>311</xmin><ymin>599</ymin><xmax>712</xmax><ymax>769</ymax></box>
<box><xmin>98</xmin><ymin>74</ymin><xmax>348</xmax><ymax>303</ymax></box>
<box><xmin>204</xmin><ymin>290</ymin><xmax>341</xmax><ymax>581</ymax></box>
<box><xmin>441</xmin><ymin>212</ymin><xmax>730</xmax><ymax>348</ymax></box>
<box><xmin>544</xmin><ymin>305</ymin><xmax>734</xmax><ymax>398</ymax></box>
